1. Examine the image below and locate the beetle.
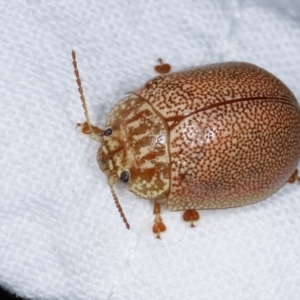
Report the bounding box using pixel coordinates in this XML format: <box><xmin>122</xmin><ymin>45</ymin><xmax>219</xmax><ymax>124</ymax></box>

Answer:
<box><xmin>72</xmin><ymin>51</ymin><xmax>300</xmax><ymax>238</ymax></box>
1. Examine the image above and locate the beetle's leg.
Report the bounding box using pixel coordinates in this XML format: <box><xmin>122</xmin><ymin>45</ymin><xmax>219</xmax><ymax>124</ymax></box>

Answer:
<box><xmin>72</xmin><ymin>50</ymin><xmax>103</xmax><ymax>142</ymax></box>
<box><xmin>152</xmin><ymin>202</ymin><xmax>166</xmax><ymax>239</ymax></box>
<box><xmin>154</xmin><ymin>58</ymin><xmax>171</xmax><ymax>75</ymax></box>
<box><xmin>76</xmin><ymin>122</ymin><xmax>103</xmax><ymax>135</ymax></box>
<box><xmin>288</xmin><ymin>169</ymin><xmax>300</xmax><ymax>184</ymax></box>
<box><xmin>183</xmin><ymin>209</ymin><xmax>200</xmax><ymax>228</ymax></box>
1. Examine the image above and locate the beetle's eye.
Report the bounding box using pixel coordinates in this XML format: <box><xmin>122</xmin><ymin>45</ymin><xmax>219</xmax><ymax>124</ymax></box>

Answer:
<box><xmin>120</xmin><ymin>171</ymin><xmax>129</xmax><ymax>183</ymax></box>
<box><xmin>104</xmin><ymin>128</ymin><xmax>113</xmax><ymax>136</ymax></box>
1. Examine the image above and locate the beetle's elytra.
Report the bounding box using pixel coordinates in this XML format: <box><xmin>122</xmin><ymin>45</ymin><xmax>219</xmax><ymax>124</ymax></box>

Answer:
<box><xmin>72</xmin><ymin>51</ymin><xmax>300</xmax><ymax>238</ymax></box>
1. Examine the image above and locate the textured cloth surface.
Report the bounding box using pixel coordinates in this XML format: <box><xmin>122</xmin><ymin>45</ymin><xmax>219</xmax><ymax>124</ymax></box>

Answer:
<box><xmin>1</xmin><ymin>0</ymin><xmax>300</xmax><ymax>299</ymax></box>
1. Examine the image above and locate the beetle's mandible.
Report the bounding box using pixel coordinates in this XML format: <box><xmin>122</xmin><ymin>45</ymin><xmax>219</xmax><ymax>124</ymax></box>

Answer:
<box><xmin>72</xmin><ymin>51</ymin><xmax>300</xmax><ymax>238</ymax></box>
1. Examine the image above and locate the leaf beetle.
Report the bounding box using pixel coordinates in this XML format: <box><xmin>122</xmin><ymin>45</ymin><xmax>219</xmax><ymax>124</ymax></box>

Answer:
<box><xmin>72</xmin><ymin>51</ymin><xmax>300</xmax><ymax>238</ymax></box>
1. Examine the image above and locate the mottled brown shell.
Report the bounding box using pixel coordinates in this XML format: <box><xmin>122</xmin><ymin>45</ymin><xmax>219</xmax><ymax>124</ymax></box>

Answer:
<box><xmin>98</xmin><ymin>62</ymin><xmax>300</xmax><ymax>212</ymax></box>
<box><xmin>129</xmin><ymin>62</ymin><xmax>300</xmax><ymax>210</ymax></box>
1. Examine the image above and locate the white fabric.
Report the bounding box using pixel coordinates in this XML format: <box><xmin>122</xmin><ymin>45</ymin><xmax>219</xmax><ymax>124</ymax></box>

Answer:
<box><xmin>1</xmin><ymin>0</ymin><xmax>300</xmax><ymax>299</ymax></box>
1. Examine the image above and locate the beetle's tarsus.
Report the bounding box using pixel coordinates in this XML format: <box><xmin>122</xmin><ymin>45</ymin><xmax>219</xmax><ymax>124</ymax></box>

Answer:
<box><xmin>287</xmin><ymin>169</ymin><xmax>300</xmax><ymax>184</ymax></box>
<box><xmin>154</xmin><ymin>58</ymin><xmax>171</xmax><ymax>75</ymax></box>
<box><xmin>183</xmin><ymin>209</ymin><xmax>200</xmax><ymax>227</ymax></box>
<box><xmin>76</xmin><ymin>121</ymin><xmax>104</xmax><ymax>135</ymax></box>
<box><xmin>152</xmin><ymin>202</ymin><xmax>166</xmax><ymax>238</ymax></box>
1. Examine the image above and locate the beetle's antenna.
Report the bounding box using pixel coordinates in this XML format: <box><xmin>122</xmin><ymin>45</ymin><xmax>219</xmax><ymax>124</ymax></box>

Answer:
<box><xmin>72</xmin><ymin>50</ymin><xmax>103</xmax><ymax>141</ymax></box>
<box><xmin>109</xmin><ymin>184</ymin><xmax>130</xmax><ymax>229</ymax></box>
